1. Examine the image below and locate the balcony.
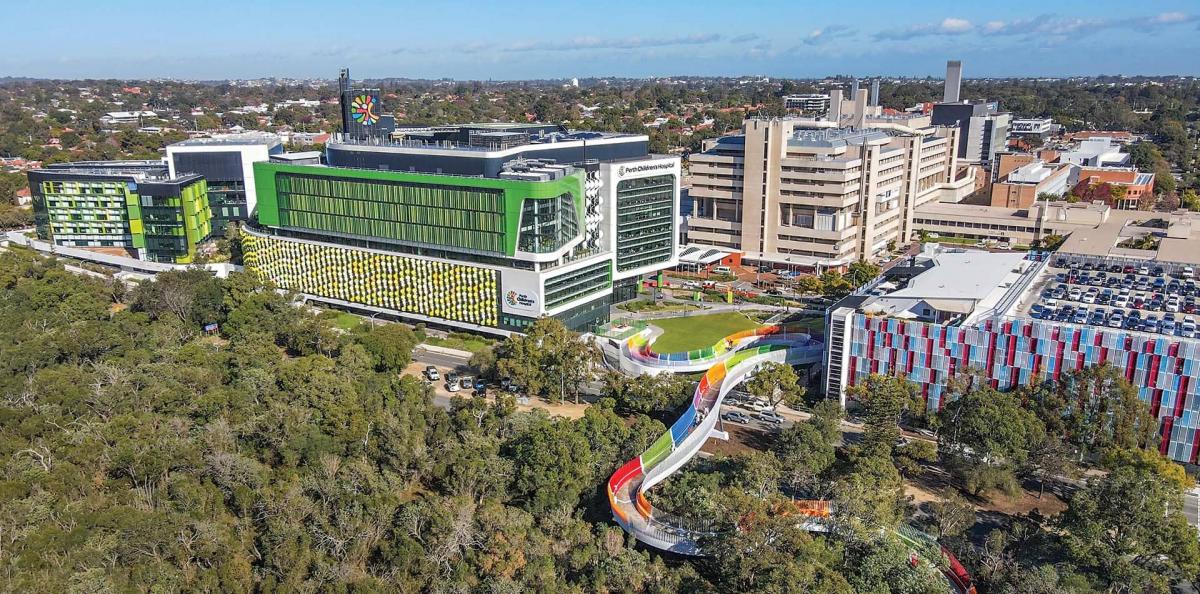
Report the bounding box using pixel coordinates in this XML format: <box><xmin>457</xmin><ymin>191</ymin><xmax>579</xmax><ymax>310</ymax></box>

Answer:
<box><xmin>690</xmin><ymin>186</ymin><xmax>743</xmax><ymax>200</ymax></box>
<box><xmin>689</xmin><ymin>163</ymin><xmax>744</xmax><ymax>177</ymax></box>
<box><xmin>686</xmin><ymin>228</ymin><xmax>741</xmax><ymax>244</ymax></box>
<box><xmin>780</xmin><ymin>171</ymin><xmax>858</xmax><ymax>184</ymax></box>
<box><xmin>692</xmin><ymin>153</ymin><xmax>745</xmax><ymax>165</ymax></box>
<box><xmin>686</xmin><ymin>216</ymin><xmax>742</xmax><ymax>232</ymax></box>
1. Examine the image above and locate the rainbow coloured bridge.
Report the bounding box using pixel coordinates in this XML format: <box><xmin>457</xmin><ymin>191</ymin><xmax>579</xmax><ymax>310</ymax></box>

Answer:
<box><xmin>607</xmin><ymin>322</ymin><xmax>975</xmax><ymax>593</ymax></box>
<box><xmin>609</xmin><ymin>323</ymin><xmax>825</xmax><ymax>552</ymax></box>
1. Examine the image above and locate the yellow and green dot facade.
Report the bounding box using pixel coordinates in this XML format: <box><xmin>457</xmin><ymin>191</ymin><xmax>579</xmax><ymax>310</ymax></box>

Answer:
<box><xmin>242</xmin><ymin>232</ymin><xmax>500</xmax><ymax>327</ymax></box>
<box><xmin>29</xmin><ymin>165</ymin><xmax>212</xmax><ymax>264</ymax></box>
<box><xmin>245</xmin><ymin>162</ymin><xmax>617</xmax><ymax>333</ymax></box>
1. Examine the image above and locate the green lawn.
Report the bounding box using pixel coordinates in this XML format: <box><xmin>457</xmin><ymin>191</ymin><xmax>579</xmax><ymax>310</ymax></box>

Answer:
<box><xmin>650</xmin><ymin>312</ymin><xmax>761</xmax><ymax>354</ymax></box>
<box><xmin>787</xmin><ymin>316</ymin><xmax>826</xmax><ymax>332</ymax></box>
<box><xmin>930</xmin><ymin>235</ymin><xmax>982</xmax><ymax>246</ymax></box>
<box><xmin>329</xmin><ymin>312</ymin><xmax>365</xmax><ymax>331</ymax></box>
<box><xmin>617</xmin><ymin>299</ymin><xmax>700</xmax><ymax>314</ymax></box>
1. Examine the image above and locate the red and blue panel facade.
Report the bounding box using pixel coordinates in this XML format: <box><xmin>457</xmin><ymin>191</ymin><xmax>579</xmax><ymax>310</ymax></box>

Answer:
<box><xmin>847</xmin><ymin>315</ymin><xmax>1200</xmax><ymax>463</ymax></box>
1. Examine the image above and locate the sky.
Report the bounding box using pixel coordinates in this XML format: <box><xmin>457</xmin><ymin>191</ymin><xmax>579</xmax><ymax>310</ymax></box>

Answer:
<box><xmin>3</xmin><ymin>0</ymin><xmax>1199</xmax><ymax>80</ymax></box>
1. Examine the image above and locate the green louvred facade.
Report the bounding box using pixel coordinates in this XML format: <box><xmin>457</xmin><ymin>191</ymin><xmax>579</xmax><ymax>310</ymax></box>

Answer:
<box><xmin>253</xmin><ymin>162</ymin><xmax>585</xmax><ymax>257</ymax></box>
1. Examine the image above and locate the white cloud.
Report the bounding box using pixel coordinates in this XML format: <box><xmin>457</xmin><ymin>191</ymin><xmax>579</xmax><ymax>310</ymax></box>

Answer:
<box><xmin>874</xmin><ymin>17</ymin><xmax>975</xmax><ymax>40</ymax></box>
<box><xmin>501</xmin><ymin>33</ymin><xmax>724</xmax><ymax>53</ymax></box>
<box><xmin>940</xmin><ymin>18</ymin><xmax>973</xmax><ymax>33</ymax></box>
<box><xmin>880</xmin><ymin>11</ymin><xmax>1195</xmax><ymax>41</ymax></box>
<box><xmin>804</xmin><ymin>24</ymin><xmax>856</xmax><ymax>45</ymax></box>
<box><xmin>1150</xmin><ymin>11</ymin><xmax>1191</xmax><ymax>24</ymax></box>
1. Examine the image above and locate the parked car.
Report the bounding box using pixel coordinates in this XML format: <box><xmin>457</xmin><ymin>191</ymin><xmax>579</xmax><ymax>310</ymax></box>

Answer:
<box><xmin>1107</xmin><ymin>312</ymin><xmax>1124</xmax><ymax>328</ymax></box>
<box><xmin>744</xmin><ymin>399</ymin><xmax>771</xmax><ymax>412</ymax></box>
<box><xmin>424</xmin><ymin>366</ymin><xmax>440</xmax><ymax>381</ymax></box>
<box><xmin>721</xmin><ymin>411</ymin><xmax>752</xmax><ymax>424</ymax></box>
<box><xmin>755</xmin><ymin>410</ymin><xmax>785</xmax><ymax>425</ymax></box>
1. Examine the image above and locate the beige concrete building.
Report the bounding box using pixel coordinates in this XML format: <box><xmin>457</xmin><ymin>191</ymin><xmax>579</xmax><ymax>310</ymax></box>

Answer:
<box><xmin>686</xmin><ymin>117</ymin><xmax>973</xmax><ymax>270</ymax></box>
<box><xmin>912</xmin><ymin>200</ymin><xmax>1114</xmax><ymax>247</ymax></box>
<box><xmin>1057</xmin><ymin>210</ymin><xmax>1200</xmax><ymax>265</ymax></box>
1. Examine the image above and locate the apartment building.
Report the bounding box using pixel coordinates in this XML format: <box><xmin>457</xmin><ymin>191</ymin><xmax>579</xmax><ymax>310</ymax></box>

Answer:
<box><xmin>784</xmin><ymin>94</ymin><xmax>831</xmax><ymax>113</ymax></box>
<box><xmin>686</xmin><ymin>117</ymin><xmax>969</xmax><ymax>270</ymax></box>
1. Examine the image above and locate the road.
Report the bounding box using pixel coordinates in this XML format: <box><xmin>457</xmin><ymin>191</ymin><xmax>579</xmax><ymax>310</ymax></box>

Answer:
<box><xmin>412</xmin><ymin>345</ymin><xmax>472</xmax><ymax>371</ymax></box>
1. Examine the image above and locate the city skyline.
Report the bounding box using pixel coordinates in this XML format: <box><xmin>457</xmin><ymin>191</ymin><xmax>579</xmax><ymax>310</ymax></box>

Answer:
<box><xmin>4</xmin><ymin>0</ymin><xmax>1200</xmax><ymax>80</ymax></box>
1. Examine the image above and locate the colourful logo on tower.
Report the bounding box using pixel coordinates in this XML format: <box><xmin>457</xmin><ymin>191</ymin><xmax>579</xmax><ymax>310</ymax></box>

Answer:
<box><xmin>505</xmin><ymin>290</ymin><xmax>535</xmax><ymax>309</ymax></box>
<box><xmin>350</xmin><ymin>94</ymin><xmax>379</xmax><ymax>126</ymax></box>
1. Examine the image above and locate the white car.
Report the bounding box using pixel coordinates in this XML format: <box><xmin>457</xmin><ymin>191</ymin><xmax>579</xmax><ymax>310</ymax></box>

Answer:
<box><xmin>744</xmin><ymin>399</ymin><xmax>771</xmax><ymax>412</ymax></box>
<box><xmin>1068</xmin><ymin>288</ymin><xmax>1082</xmax><ymax>301</ymax></box>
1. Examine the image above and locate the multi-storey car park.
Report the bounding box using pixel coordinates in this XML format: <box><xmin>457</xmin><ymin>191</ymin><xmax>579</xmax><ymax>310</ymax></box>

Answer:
<box><xmin>29</xmin><ymin>161</ymin><xmax>211</xmax><ymax>264</ymax></box>
<box><xmin>241</xmin><ymin>113</ymin><xmax>680</xmax><ymax>335</ymax></box>
<box><xmin>825</xmin><ymin>214</ymin><xmax>1200</xmax><ymax>464</ymax></box>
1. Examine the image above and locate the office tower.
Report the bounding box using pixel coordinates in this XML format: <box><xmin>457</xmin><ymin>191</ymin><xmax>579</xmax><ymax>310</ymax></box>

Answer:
<box><xmin>931</xmin><ymin>100</ymin><xmax>1011</xmax><ymax>165</ymax></box>
<box><xmin>869</xmin><ymin>79</ymin><xmax>880</xmax><ymax>107</ymax></box>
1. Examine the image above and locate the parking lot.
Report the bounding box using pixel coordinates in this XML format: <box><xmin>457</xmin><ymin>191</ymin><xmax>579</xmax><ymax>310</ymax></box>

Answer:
<box><xmin>402</xmin><ymin>359</ymin><xmax>590</xmax><ymax>419</ymax></box>
<box><xmin>719</xmin><ymin>391</ymin><xmax>792</xmax><ymax>432</ymax></box>
<box><xmin>1025</xmin><ymin>258</ymin><xmax>1198</xmax><ymax>337</ymax></box>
